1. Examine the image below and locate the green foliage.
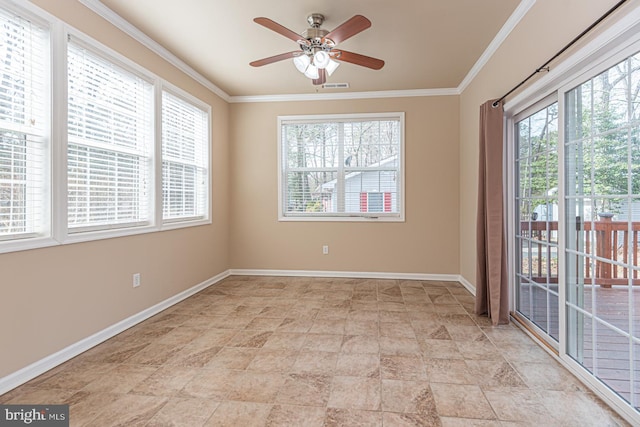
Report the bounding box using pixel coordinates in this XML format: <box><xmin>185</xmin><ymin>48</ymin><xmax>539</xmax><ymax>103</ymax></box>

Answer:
<box><xmin>520</xmin><ymin>53</ymin><xmax>640</xmax><ymax>219</ymax></box>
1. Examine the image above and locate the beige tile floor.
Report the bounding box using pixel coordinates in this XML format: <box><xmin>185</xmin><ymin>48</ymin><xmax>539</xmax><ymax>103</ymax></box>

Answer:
<box><xmin>0</xmin><ymin>276</ymin><xmax>630</xmax><ymax>426</ymax></box>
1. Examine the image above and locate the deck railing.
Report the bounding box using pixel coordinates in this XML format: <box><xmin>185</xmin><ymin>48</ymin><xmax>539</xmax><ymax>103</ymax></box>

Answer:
<box><xmin>521</xmin><ymin>215</ymin><xmax>640</xmax><ymax>287</ymax></box>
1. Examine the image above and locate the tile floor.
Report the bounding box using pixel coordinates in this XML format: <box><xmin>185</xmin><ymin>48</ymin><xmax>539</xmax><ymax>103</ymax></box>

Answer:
<box><xmin>0</xmin><ymin>276</ymin><xmax>630</xmax><ymax>426</ymax></box>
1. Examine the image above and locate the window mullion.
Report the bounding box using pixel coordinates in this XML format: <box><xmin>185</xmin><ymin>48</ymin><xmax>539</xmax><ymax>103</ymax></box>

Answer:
<box><xmin>154</xmin><ymin>82</ymin><xmax>162</xmax><ymax>228</ymax></box>
<box><xmin>337</xmin><ymin>122</ymin><xmax>345</xmax><ymax>213</ymax></box>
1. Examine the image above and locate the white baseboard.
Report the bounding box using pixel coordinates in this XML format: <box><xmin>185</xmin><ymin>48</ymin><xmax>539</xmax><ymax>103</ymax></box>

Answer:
<box><xmin>457</xmin><ymin>275</ymin><xmax>476</xmax><ymax>296</ymax></box>
<box><xmin>0</xmin><ymin>270</ymin><xmax>231</xmax><ymax>395</ymax></box>
<box><xmin>1</xmin><ymin>268</ymin><xmax>474</xmax><ymax>396</ymax></box>
<box><xmin>229</xmin><ymin>268</ymin><xmax>464</xmax><ymax>285</ymax></box>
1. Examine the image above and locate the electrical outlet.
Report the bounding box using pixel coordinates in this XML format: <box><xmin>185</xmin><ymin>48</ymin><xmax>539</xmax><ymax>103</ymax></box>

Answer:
<box><xmin>133</xmin><ymin>273</ymin><xmax>141</xmax><ymax>288</ymax></box>
<box><xmin>322</xmin><ymin>245</ymin><xmax>329</xmax><ymax>255</ymax></box>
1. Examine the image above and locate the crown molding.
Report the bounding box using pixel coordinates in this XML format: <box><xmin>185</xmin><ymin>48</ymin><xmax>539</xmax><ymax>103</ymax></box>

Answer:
<box><xmin>228</xmin><ymin>87</ymin><xmax>460</xmax><ymax>103</ymax></box>
<box><xmin>77</xmin><ymin>0</ymin><xmax>231</xmax><ymax>102</ymax></box>
<box><xmin>75</xmin><ymin>0</ymin><xmax>535</xmax><ymax>104</ymax></box>
<box><xmin>458</xmin><ymin>0</ymin><xmax>537</xmax><ymax>93</ymax></box>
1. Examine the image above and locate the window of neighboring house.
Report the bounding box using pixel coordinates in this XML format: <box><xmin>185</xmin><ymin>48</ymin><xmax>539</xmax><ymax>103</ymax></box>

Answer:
<box><xmin>360</xmin><ymin>192</ymin><xmax>392</xmax><ymax>213</ymax></box>
<box><xmin>67</xmin><ymin>38</ymin><xmax>154</xmax><ymax>232</ymax></box>
<box><xmin>161</xmin><ymin>89</ymin><xmax>210</xmax><ymax>222</ymax></box>
<box><xmin>278</xmin><ymin>113</ymin><xmax>404</xmax><ymax>221</ymax></box>
<box><xmin>0</xmin><ymin>7</ymin><xmax>49</xmax><ymax>242</ymax></box>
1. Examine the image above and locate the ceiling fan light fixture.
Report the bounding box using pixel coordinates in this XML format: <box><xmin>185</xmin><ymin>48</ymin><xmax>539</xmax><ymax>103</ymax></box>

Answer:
<box><xmin>313</xmin><ymin>50</ymin><xmax>330</xmax><ymax>69</ymax></box>
<box><xmin>251</xmin><ymin>14</ymin><xmax>383</xmax><ymax>86</ymax></box>
<box><xmin>293</xmin><ymin>54</ymin><xmax>310</xmax><ymax>73</ymax></box>
<box><xmin>325</xmin><ymin>59</ymin><xmax>339</xmax><ymax>76</ymax></box>
<box><xmin>304</xmin><ymin>64</ymin><xmax>319</xmax><ymax>79</ymax></box>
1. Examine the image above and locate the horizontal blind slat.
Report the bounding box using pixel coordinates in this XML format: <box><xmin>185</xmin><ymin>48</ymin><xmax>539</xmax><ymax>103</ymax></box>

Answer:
<box><xmin>161</xmin><ymin>91</ymin><xmax>208</xmax><ymax>220</ymax></box>
<box><xmin>67</xmin><ymin>41</ymin><xmax>153</xmax><ymax>231</ymax></box>
<box><xmin>0</xmin><ymin>7</ymin><xmax>48</xmax><ymax>238</ymax></box>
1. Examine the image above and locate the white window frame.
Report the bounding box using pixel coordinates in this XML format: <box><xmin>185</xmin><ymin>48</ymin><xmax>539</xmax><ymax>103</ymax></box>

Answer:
<box><xmin>0</xmin><ymin>0</ymin><xmax>212</xmax><ymax>254</ymax></box>
<box><xmin>65</xmin><ymin>33</ymin><xmax>155</xmax><ymax>234</ymax></box>
<box><xmin>0</xmin><ymin>0</ymin><xmax>57</xmax><ymax>253</ymax></box>
<box><xmin>277</xmin><ymin>112</ymin><xmax>405</xmax><ymax>222</ymax></box>
<box><xmin>159</xmin><ymin>82</ymin><xmax>211</xmax><ymax>229</ymax></box>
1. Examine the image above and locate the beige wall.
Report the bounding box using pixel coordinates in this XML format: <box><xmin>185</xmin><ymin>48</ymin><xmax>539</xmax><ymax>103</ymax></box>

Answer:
<box><xmin>6</xmin><ymin>0</ymin><xmax>631</xmax><ymax>384</ymax></box>
<box><xmin>229</xmin><ymin>97</ymin><xmax>460</xmax><ymax>274</ymax></box>
<box><xmin>458</xmin><ymin>0</ymin><xmax>625</xmax><ymax>288</ymax></box>
<box><xmin>0</xmin><ymin>1</ymin><xmax>230</xmax><ymax>377</ymax></box>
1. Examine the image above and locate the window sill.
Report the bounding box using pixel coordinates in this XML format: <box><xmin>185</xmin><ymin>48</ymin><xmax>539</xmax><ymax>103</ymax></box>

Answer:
<box><xmin>0</xmin><ymin>236</ymin><xmax>60</xmax><ymax>255</ymax></box>
<box><xmin>278</xmin><ymin>215</ymin><xmax>405</xmax><ymax>223</ymax></box>
<box><xmin>0</xmin><ymin>217</ymin><xmax>212</xmax><ymax>254</ymax></box>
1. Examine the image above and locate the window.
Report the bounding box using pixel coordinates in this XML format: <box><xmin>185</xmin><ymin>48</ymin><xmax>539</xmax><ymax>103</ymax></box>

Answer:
<box><xmin>67</xmin><ymin>38</ymin><xmax>154</xmax><ymax>232</ymax></box>
<box><xmin>162</xmin><ymin>89</ymin><xmax>209</xmax><ymax>222</ymax></box>
<box><xmin>0</xmin><ymin>8</ymin><xmax>48</xmax><ymax>241</ymax></box>
<box><xmin>360</xmin><ymin>192</ymin><xmax>392</xmax><ymax>213</ymax></box>
<box><xmin>279</xmin><ymin>113</ymin><xmax>404</xmax><ymax>221</ymax></box>
<box><xmin>0</xmin><ymin>2</ymin><xmax>212</xmax><ymax>253</ymax></box>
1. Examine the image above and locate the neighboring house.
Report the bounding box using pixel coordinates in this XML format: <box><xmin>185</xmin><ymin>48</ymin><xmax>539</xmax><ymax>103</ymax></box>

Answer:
<box><xmin>533</xmin><ymin>200</ymin><xmax>640</xmax><ymax>222</ymax></box>
<box><xmin>321</xmin><ymin>155</ymin><xmax>398</xmax><ymax>213</ymax></box>
<box><xmin>608</xmin><ymin>200</ymin><xmax>640</xmax><ymax>222</ymax></box>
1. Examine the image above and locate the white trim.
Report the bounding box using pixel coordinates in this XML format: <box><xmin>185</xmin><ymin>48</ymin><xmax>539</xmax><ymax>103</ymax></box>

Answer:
<box><xmin>0</xmin><ymin>269</ymin><xmax>231</xmax><ymax>396</ymax></box>
<box><xmin>0</xmin><ymin>236</ymin><xmax>59</xmax><ymax>255</ymax></box>
<box><xmin>77</xmin><ymin>0</ymin><xmax>230</xmax><ymax>102</ymax></box>
<box><xmin>458</xmin><ymin>0</ymin><xmax>536</xmax><ymax>93</ymax></box>
<box><xmin>229</xmin><ymin>268</ymin><xmax>463</xmax><ymax>284</ymax></box>
<box><xmin>51</xmin><ymin>21</ymin><xmax>68</xmax><ymax>245</ymax></box>
<box><xmin>229</xmin><ymin>88</ymin><xmax>459</xmax><ymax>103</ymax></box>
<box><xmin>457</xmin><ymin>275</ymin><xmax>476</xmax><ymax>296</ymax></box>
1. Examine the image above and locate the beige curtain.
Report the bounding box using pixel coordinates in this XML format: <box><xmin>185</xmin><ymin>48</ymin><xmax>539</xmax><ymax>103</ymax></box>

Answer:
<box><xmin>475</xmin><ymin>99</ymin><xmax>509</xmax><ymax>325</ymax></box>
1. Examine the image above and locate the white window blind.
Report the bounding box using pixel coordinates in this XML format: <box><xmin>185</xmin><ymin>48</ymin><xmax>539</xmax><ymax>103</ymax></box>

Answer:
<box><xmin>67</xmin><ymin>39</ymin><xmax>153</xmax><ymax>232</ymax></box>
<box><xmin>280</xmin><ymin>114</ymin><xmax>403</xmax><ymax>220</ymax></box>
<box><xmin>0</xmin><ymin>8</ymin><xmax>48</xmax><ymax>240</ymax></box>
<box><xmin>161</xmin><ymin>90</ymin><xmax>208</xmax><ymax>221</ymax></box>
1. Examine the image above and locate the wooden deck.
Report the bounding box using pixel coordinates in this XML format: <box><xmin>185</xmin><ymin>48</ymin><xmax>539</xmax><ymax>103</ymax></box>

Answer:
<box><xmin>518</xmin><ymin>282</ymin><xmax>640</xmax><ymax>408</ymax></box>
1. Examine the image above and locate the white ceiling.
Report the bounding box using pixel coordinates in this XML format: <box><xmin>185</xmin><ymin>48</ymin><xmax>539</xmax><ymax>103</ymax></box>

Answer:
<box><xmin>93</xmin><ymin>0</ymin><xmax>522</xmax><ymax>98</ymax></box>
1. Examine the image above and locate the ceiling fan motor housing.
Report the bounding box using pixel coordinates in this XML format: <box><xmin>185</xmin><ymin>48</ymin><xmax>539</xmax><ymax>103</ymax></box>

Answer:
<box><xmin>302</xmin><ymin>28</ymin><xmax>330</xmax><ymax>46</ymax></box>
<box><xmin>307</xmin><ymin>13</ymin><xmax>324</xmax><ymax>28</ymax></box>
<box><xmin>301</xmin><ymin>14</ymin><xmax>334</xmax><ymax>51</ymax></box>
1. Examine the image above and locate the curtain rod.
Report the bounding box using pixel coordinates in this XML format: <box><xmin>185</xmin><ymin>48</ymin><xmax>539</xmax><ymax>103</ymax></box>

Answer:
<box><xmin>492</xmin><ymin>0</ymin><xmax>629</xmax><ymax>108</ymax></box>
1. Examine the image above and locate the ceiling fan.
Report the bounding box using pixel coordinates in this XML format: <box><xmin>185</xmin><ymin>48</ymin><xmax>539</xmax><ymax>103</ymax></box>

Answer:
<box><xmin>250</xmin><ymin>13</ymin><xmax>385</xmax><ymax>85</ymax></box>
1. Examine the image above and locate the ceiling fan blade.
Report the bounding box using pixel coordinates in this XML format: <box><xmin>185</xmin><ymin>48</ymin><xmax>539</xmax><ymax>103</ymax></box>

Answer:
<box><xmin>324</xmin><ymin>15</ymin><xmax>371</xmax><ymax>45</ymax></box>
<box><xmin>254</xmin><ymin>17</ymin><xmax>304</xmax><ymax>43</ymax></box>
<box><xmin>333</xmin><ymin>50</ymin><xmax>384</xmax><ymax>70</ymax></box>
<box><xmin>250</xmin><ymin>51</ymin><xmax>298</xmax><ymax>67</ymax></box>
<box><xmin>312</xmin><ymin>68</ymin><xmax>326</xmax><ymax>86</ymax></box>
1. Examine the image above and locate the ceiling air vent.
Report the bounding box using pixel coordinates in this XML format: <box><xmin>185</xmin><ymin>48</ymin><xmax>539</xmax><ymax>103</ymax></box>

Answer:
<box><xmin>322</xmin><ymin>83</ymin><xmax>350</xmax><ymax>89</ymax></box>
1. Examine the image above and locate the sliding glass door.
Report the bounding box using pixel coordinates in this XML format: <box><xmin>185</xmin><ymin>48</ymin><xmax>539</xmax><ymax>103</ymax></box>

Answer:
<box><xmin>511</xmin><ymin>47</ymin><xmax>640</xmax><ymax>416</ymax></box>
<box><xmin>514</xmin><ymin>102</ymin><xmax>560</xmax><ymax>344</ymax></box>
<box><xmin>564</xmin><ymin>50</ymin><xmax>640</xmax><ymax>410</ymax></box>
